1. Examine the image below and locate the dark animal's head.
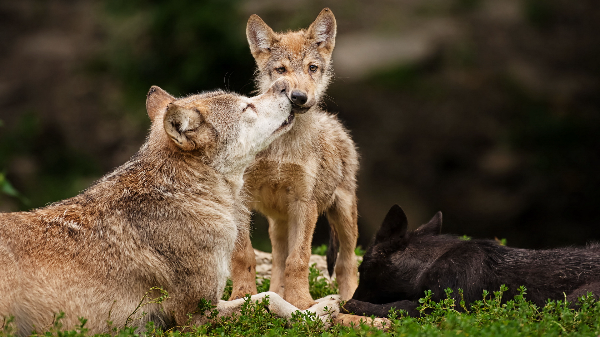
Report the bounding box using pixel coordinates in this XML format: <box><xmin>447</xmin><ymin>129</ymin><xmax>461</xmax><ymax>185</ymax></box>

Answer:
<box><xmin>353</xmin><ymin>205</ymin><xmax>451</xmax><ymax>304</ymax></box>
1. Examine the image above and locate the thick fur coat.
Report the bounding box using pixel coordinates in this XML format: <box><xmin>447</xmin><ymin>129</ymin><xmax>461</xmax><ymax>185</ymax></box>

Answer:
<box><xmin>0</xmin><ymin>80</ymin><xmax>298</xmax><ymax>335</ymax></box>
<box><xmin>344</xmin><ymin>205</ymin><xmax>600</xmax><ymax>317</ymax></box>
<box><xmin>229</xmin><ymin>8</ymin><xmax>359</xmax><ymax>310</ymax></box>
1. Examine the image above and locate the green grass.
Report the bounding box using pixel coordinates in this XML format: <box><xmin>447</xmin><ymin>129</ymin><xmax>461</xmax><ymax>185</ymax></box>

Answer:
<box><xmin>3</xmin><ymin>265</ymin><xmax>600</xmax><ymax>336</ymax></box>
<box><xmin>311</xmin><ymin>244</ymin><xmax>366</xmax><ymax>257</ymax></box>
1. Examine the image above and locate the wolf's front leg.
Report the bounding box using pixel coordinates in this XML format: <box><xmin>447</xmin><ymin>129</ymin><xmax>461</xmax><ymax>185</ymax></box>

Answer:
<box><xmin>229</xmin><ymin>230</ymin><xmax>258</xmax><ymax>300</ymax></box>
<box><xmin>343</xmin><ymin>299</ymin><xmax>420</xmax><ymax>318</ymax></box>
<box><xmin>284</xmin><ymin>200</ymin><xmax>319</xmax><ymax>309</ymax></box>
<box><xmin>218</xmin><ymin>292</ymin><xmax>299</xmax><ymax>318</ymax></box>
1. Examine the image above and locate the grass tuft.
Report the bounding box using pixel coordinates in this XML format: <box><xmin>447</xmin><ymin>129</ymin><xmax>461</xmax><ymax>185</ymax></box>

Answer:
<box><xmin>3</xmin><ymin>262</ymin><xmax>600</xmax><ymax>336</ymax></box>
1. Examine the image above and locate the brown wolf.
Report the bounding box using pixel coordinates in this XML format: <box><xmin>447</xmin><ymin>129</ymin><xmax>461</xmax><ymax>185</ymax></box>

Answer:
<box><xmin>229</xmin><ymin>8</ymin><xmax>359</xmax><ymax>309</ymax></box>
<box><xmin>0</xmin><ymin>80</ymin><xmax>327</xmax><ymax>335</ymax></box>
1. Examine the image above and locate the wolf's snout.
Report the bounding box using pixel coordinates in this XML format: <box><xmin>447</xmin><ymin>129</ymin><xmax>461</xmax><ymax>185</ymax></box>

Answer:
<box><xmin>290</xmin><ymin>90</ymin><xmax>308</xmax><ymax>106</ymax></box>
<box><xmin>271</xmin><ymin>78</ymin><xmax>291</xmax><ymax>95</ymax></box>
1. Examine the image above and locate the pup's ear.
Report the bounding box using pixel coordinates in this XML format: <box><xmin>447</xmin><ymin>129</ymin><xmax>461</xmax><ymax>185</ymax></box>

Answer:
<box><xmin>146</xmin><ymin>86</ymin><xmax>175</xmax><ymax>122</ymax></box>
<box><xmin>163</xmin><ymin>104</ymin><xmax>215</xmax><ymax>153</ymax></box>
<box><xmin>307</xmin><ymin>8</ymin><xmax>336</xmax><ymax>55</ymax></box>
<box><xmin>247</xmin><ymin>14</ymin><xmax>276</xmax><ymax>60</ymax></box>
<box><xmin>416</xmin><ymin>212</ymin><xmax>443</xmax><ymax>236</ymax></box>
<box><xmin>375</xmin><ymin>204</ymin><xmax>408</xmax><ymax>244</ymax></box>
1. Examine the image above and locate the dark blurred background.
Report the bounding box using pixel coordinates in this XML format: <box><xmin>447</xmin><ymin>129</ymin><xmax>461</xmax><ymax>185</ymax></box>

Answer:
<box><xmin>1</xmin><ymin>0</ymin><xmax>599</xmax><ymax>251</ymax></box>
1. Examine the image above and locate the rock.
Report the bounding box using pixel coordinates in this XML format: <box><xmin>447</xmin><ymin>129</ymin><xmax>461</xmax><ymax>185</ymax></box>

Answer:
<box><xmin>254</xmin><ymin>249</ymin><xmax>362</xmax><ymax>285</ymax></box>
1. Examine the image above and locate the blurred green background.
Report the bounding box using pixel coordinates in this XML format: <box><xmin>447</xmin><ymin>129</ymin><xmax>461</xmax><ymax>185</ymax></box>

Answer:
<box><xmin>0</xmin><ymin>0</ymin><xmax>599</xmax><ymax>250</ymax></box>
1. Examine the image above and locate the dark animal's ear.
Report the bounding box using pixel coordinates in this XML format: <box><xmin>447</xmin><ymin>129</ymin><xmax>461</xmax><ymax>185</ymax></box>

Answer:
<box><xmin>375</xmin><ymin>204</ymin><xmax>408</xmax><ymax>244</ymax></box>
<box><xmin>307</xmin><ymin>8</ymin><xmax>337</xmax><ymax>55</ymax></box>
<box><xmin>247</xmin><ymin>14</ymin><xmax>276</xmax><ymax>60</ymax></box>
<box><xmin>163</xmin><ymin>104</ymin><xmax>215</xmax><ymax>154</ymax></box>
<box><xmin>416</xmin><ymin>211</ymin><xmax>443</xmax><ymax>236</ymax></box>
<box><xmin>146</xmin><ymin>86</ymin><xmax>175</xmax><ymax>122</ymax></box>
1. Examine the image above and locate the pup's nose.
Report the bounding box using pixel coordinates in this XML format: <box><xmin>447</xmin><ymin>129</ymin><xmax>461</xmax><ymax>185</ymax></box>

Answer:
<box><xmin>290</xmin><ymin>90</ymin><xmax>308</xmax><ymax>106</ymax></box>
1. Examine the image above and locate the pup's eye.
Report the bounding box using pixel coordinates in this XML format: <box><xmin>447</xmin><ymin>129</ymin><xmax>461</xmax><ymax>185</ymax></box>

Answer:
<box><xmin>275</xmin><ymin>67</ymin><xmax>286</xmax><ymax>74</ymax></box>
<box><xmin>309</xmin><ymin>65</ymin><xmax>318</xmax><ymax>73</ymax></box>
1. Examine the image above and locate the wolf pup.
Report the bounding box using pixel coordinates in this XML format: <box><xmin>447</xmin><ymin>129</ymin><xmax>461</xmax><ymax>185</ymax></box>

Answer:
<box><xmin>229</xmin><ymin>8</ymin><xmax>359</xmax><ymax>310</ymax></box>
<box><xmin>0</xmin><ymin>79</ymin><xmax>311</xmax><ymax>335</ymax></box>
<box><xmin>344</xmin><ymin>205</ymin><xmax>600</xmax><ymax>318</ymax></box>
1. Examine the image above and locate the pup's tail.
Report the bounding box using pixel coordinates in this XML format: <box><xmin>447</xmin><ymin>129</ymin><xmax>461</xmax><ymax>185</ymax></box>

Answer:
<box><xmin>326</xmin><ymin>223</ymin><xmax>339</xmax><ymax>277</ymax></box>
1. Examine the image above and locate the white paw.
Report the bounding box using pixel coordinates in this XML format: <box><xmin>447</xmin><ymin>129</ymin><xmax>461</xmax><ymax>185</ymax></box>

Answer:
<box><xmin>314</xmin><ymin>294</ymin><xmax>341</xmax><ymax>303</ymax></box>
<box><xmin>302</xmin><ymin>295</ymin><xmax>341</xmax><ymax>328</ymax></box>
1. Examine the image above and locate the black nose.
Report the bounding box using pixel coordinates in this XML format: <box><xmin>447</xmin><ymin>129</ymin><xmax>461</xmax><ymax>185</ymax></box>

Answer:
<box><xmin>290</xmin><ymin>90</ymin><xmax>308</xmax><ymax>106</ymax></box>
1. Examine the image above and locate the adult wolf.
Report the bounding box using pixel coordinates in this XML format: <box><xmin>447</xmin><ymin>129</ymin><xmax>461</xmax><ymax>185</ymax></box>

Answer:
<box><xmin>344</xmin><ymin>205</ymin><xmax>600</xmax><ymax>318</ymax></box>
<box><xmin>0</xmin><ymin>79</ymin><xmax>342</xmax><ymax>335</ymax></box>
<box><xmin>229</xmin><ymin>8</ymin><xmax>359</xmax><ymax>309</ymax></box>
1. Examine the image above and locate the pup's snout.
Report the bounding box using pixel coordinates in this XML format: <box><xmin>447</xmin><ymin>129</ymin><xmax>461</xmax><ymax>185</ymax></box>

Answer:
<box><xmin>290</xmin><ymin>90</ymin><xmax>308</xmax><ymax>106</ymax></box>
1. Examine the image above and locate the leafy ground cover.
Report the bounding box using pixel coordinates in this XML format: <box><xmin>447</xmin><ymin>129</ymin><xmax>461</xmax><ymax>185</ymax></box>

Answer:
<box><xmin>2</xmin><ymin>265</ymin><xmax>600</xmax><ymax>336</ymax></box>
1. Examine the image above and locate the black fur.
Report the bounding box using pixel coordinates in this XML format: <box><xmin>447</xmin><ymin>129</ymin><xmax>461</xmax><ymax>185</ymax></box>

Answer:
<box><xmin>344</xmin><ymin>205</ymin><xmax>600</xmax><ymax>317</ymax></box>
<box><xmin>326</xmin><ymin>223</ymin><xmax>339</xmax><ymax>277</ymax></box>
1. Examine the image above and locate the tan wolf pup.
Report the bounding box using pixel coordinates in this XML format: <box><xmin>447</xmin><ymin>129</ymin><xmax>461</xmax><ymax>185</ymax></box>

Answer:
<box><xmin>0</xmin><ymin>79</ymin><xmax>340</xmax><ymax>335</ymax></box>
<box><xmin>229</xmin><ymin>8</ymin><xmax>359</xmax><ymax>309</ymax></box>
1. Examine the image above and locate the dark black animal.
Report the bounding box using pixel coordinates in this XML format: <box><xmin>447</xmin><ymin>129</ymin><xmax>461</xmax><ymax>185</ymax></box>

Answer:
<box><xmin>344</xmin><ymin>205</ymin><xmax>600</xmax><ymax>318</ymax></box>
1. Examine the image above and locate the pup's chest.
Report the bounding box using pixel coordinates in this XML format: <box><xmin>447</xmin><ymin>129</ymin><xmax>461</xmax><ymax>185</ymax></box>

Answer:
<box><xmin>244</xmin><ymin>158</ymin><xmax>338</xmax><ymax>216</ymax></box>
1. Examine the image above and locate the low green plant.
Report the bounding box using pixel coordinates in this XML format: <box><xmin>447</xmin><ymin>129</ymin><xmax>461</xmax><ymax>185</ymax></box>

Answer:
<box><xmin>0</xmin><ymin>119</ymin><xmax>26</xmax><ymax>204</ymax></box>
<box><xmin>124</xmin><ymin>287</ymin><xmax>168</xmax><ymax>327</ymax></box>
<box><xmin>385</xmin><ymin>285</ymin><xmax>600</xmax><ymax>336</ymax></box>
<box><xmin>495</xmin><ymin>237</ymin><xmax>507</xmax><ymax>246</ymax></box>
<box><xmin>308</xmin><ymin>263</ymin><xmax>338</xmax><ymax>299</ymax></box>
<box><xmin>4</xmin><ymin>258</ymin><xmax>600</xmax><ymax>336</ymax></box>
<box><xmin>354</xmin><ymin>245</ymin><xmax>366</xmax><ymax>256</ymax></box>
<box><xmin>312</xmin><ymin>244</ymin><xmax>366</xmax><ymax>257</ymax></box>
<box><xmin>0</xmin><ymin>173</ymin><xmax>18</xmax><ymax>198</ymax></box>
<box><xmin>312</xmin><ymin>244</ymin><xmax>328</xmax><ymax>256</ymax></box>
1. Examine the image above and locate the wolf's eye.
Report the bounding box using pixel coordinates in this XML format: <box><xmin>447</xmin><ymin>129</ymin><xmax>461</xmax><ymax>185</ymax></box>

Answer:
<box><xmin>309</xmin><ymin>65</ymin><xmax>318</xmax><ymax>73</ymax></box>
<box><xmin>275</xmin><ymin>67</ymin><xmax>286</xmax><ymax>74</ymax></box>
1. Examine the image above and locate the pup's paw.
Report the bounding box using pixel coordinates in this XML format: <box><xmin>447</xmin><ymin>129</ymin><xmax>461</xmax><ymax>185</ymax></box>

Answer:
<box><xmin>314</xmin><ymin>294</ymin><xmax>341</xmax><ymax>303</ymax></box>
<box><xmin>303</xmin><ymin>295</ymin><xmax>341</xmax><ymax>328</ymax></box>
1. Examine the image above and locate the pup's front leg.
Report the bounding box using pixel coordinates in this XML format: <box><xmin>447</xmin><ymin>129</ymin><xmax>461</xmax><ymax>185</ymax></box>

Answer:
<box><xmin>343</xmin><ymin>299</ymin><xmax>420</xmax><ymax>318</ymax></box>
<box><xmin>229</xmin><ymin>231</ymin><xmax>258</xmax><ymax>300</ymax></box>
<box><xmin>283</xmin><ymin>200</ymin><xmax>319</xmax><ymax>309</ymax></box>
<box><xmin>268</xmin><ymin>216</ymin><xmax>289</xmax><ymax>297</ymax></box>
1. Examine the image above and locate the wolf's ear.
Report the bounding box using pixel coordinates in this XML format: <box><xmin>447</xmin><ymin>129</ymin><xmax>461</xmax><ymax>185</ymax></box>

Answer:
<box><xmin>415</xmin><ymin>212</ymin><xmax>443</xmax><ymax>236</ymax></box>
<box><xmin>163</xmin><ymin>105</ymin><xmax>216</xmax><ymax>154</ymax></box>
<box><xmin>375</xmin><ymin>205</ymin><xmax>408</xmax><ymax>244</ymax></box>
<box><xmin>307</xmin><ymin>8</ymin><xmax>336</xmax><ymax>54</ymax></box>
<box><xmin>146</xmin><ymin>86</ymin><xmax>175</xmax><ymax>122</ymax></box>
<box><xmin>247</xmin><ymin>14</ymin><xmax>276</xmax><ymax>60</ymax></box>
